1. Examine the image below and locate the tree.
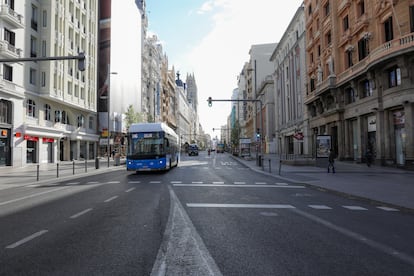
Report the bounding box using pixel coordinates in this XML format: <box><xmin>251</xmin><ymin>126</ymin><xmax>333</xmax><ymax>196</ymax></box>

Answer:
<box><xmin>124</xmin><ymin>105</ymin><xmax>143</xmax><ymax>129</ymax></box>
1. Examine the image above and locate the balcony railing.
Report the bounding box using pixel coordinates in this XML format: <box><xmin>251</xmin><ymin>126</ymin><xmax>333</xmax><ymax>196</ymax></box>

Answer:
<box><xmin>0</xmin><ymin>5</ymin><xmax>24</xmax><ymax>28</ymax></box>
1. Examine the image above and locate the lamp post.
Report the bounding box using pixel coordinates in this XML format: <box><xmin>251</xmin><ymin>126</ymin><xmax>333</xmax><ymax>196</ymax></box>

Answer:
<box><xmin>106</xmin><ymin>66</ymin><xmax>118</xmax><ymax>167</ymax></box>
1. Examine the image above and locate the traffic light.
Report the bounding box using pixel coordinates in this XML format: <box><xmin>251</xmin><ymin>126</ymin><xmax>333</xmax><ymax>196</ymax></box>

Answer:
<box><xmin>78</xmin><ymin>52</ymin><xmax>85</xmax><ymax>71</ymax></box>
<box><xmin>256</xmin><ymin>128</ymin><xmax>260</xmax><ymax>141</ymax></box>
<box><xmin>207</xmin><ymin>97</ymin><xmax>212</xmax><ymax>107</ymax></box>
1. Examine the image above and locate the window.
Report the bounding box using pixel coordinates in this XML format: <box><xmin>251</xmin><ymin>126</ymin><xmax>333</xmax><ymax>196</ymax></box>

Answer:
<box><xmin>44</xmin><ymin>104</ymin><xmax>51</xmax><ymax>121</ymax></box>
<box><xmin>358</xmin><ymin>0</ymin><xmax>365</xmax><ymax>16</ymax></box>
<box><xmin>88</xmin><ymin>116</ymin><xmax>94</xmax><ymax>129</ymax></box>
<box><xmin>26</xmin><ymin>99</ymin><xmax>36</xmax><ymax>117</ymax></box>
<box><xmin>4</xmin><ymin>28</ymin><xmax>15</xmax><ymax>46</ymax></box>
<box><xmin>346</xmin><ymin>50</ymin><xmax>353</xmax><ymax>68</ymax></box>
<box><xmin>346</xmin><ymin>87</ymin><xmax>356</xmax><ymax>104</ymax></box>
<box><xmin>0</xmin><ymin>100</ymin><xmax>12</xmax><ymax>124</ymax></box>
<box><xmin>41</xmin><ymin>72</ymin><xmax>46</xmax><ymax>87</ymax></box>
<box><xmin>384</xmin><ymin>17</ymin><xmax>393</xmax><ymax>42</ymax></box>
<box><xmin>326</xmin><ymin>31</ymin><xmax>332</xmax><ymax>46</ymax></box>
<box><xmin>62</xmin><ymin>110</ymin><xmax>69</xmax><ymax>124</ymax></box>
<box><xmin>55</xmin><ymin>110</ymin><xmax>61</xmax><ymax>123</ymax></box>
<box><xmin>358</xmin><ymin>38</ymin><xmax>369</xmax><ymax>61</ymax></box>
<box><xmin>310</xmin><ymin>52</ymin><xmax>314</xmax><ymax>63</ymax></box>
<box><xmin>308</xmin><ymin>4</ymin><xmax>312</xmax><ymax>15</ymax></box>
<box><xmin>343</xmin><ymin>15</ymin><xmax>349</xmax><ymax>31</ymax></box>
<box><xmin>30</xmin><ymin>36</ymin><xmax>37</xmax><ymax>57</ymax></box>
<box><xmin>42</xmin><ymin>10</ymin><xmax>47</xmax><ymax>27</ymax></box>
<box><xmin>77</xmin><ymin>115</ymin><xmax>85</xmax><ymax>127</ymax></box>
<box><xmin>30</xmin><ymin>68</ymin><xmax>37</xmax><ymax>85</ymax></box>
<box><xmin>41</xmin><ymin>40</ymin><xmax>46</xmax><ymax>57</ymax></box>
<box><xmin>310</xmin><ymin>78</ymin><xmax>316</xmax><ymax>92</ymax></box>
<box><xmin>318</xmin><ymin>45</ymin><xmax>321</xmax><ymax>56</ymax></box>
<box><xmin>31</xmin><ymin>4</ymin><xmax>38</xmax><ymax>31</ymax></box>
<box><xmin>3</xmin><ymin>64</ymin><xmax>13</xmax><ymax>81</ymax></box>
<box><xmin>410</xmin><ymin>6</ymin><xmax>414</xmax><ymax>33</ymax></box>
<box><xmin>324</xmin><ymin>1</ymin><xmax>330</xmax><ymax>16</ymax></box>
<box><xmin>360</xmin><ymin>79</ymin><xmax>372</xmax><ymax>98</ymax></box>
<box><xmin>388</xmin><ymin>67</ymin><xmax>401</xmax><ymax>88</ymax></box>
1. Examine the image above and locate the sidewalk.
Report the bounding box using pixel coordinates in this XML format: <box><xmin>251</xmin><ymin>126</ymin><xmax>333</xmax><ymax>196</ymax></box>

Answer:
<box><xmin>0</xmin><ymin>158</ymin><xmax>126</xmax><ymax>189</ymax></box>
<box><xmin>231</xmin><ymin>153</ymin><xmax>414</xmax><ymax>211</ymax></box>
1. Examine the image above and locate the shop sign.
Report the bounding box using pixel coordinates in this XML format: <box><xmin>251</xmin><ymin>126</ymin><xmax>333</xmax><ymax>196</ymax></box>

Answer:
<box><xmin>0</xmin><ymin>129</ymin><xmax>8</xmax><ymax>138</ymax></box>
<box><xmin>393</xmin><ymin>111</ymin><xmax>405</xmax><ymax>125</ymax></box>
<box><xmin>368</xmin><ymin>115</ymin><xmax>376</xmax><ymax>132</ymax></box>
<box><xmin>24</xmin><ymin>135</ymin><xmax>39</xmax><ymax>141</ymax></box>
<box><xmin>42</xmin><ymin>137</ymin><xmax>55</xmax><ymax>143</ymax></box>
<box><xmin>293</xmin><ymin>132</ymin><xmax>304</xmax><ymax>140</ymax></box>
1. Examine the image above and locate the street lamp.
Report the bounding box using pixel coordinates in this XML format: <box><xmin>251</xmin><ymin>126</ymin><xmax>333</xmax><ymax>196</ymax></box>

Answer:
<box><xmin>105</xmin><ymin>66</ymin><xmax>118</xmax><ymax>167</ymax></box>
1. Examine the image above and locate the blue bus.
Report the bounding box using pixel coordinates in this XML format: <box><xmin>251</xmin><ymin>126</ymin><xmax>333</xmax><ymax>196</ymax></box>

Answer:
<box><xmin>126</xmin><ymin>123</ymin><xmax>179</xmax><ymax>171</ymax></box>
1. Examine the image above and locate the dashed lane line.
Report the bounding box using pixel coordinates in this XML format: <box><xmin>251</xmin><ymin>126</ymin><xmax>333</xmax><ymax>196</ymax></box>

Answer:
<box><xmin>187</xmin><ymin>203</ymin><xmax>296</xmax><ymax>209</ymax></box>
<box><xmin>125</xmin><ymin>188</ymin><xmax>135</xmax><ymax>193</ymax></box>
<box><xmin>308</xmin><ymin>205</ymin><xmax>332</xmax><ymax>210</ymax></box>
<box><xmin>70</xmin><ymin>208</ymin><xmax>93</xmax><ymax>219</ymax></box>
<box><xmin>343</xmin><ymin>206</ymin><xmax>368</xmax><ymax>211</ymax></box>
<box><xmin>6</xmin><ymin>230</ymin><xmax>49</xmax><ymax>249</ymax></box>
<box><xmin>173</xmin><ymin>183</ymin><xmax>305</xmax><ymax>189</ymax></box>
<box><xmin>104</xmin><ymin>196</ymin><xmax>118</xmax><ymax>203</ymax></box>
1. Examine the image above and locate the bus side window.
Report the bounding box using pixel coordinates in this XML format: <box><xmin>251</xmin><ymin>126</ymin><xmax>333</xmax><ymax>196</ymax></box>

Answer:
<box><xmin>165</xmin><ymin>138</ymin><xmax>170</xmax><ymax>153</ymax></box>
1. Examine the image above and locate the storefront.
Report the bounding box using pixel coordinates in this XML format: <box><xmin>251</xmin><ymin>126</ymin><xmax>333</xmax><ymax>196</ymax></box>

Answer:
<box><xmin>393</xmin><ymin>110</ymin><xmax>405</xmax><ymax>166</ymax></box>
<box><xmin>0</xmin><ymin>128</ymin><xmax>11</xmax><ymax>166</ymax></box>
<box><xmin>24</xmin><ymin>135</ymin><xmax>39</xmax><ymax>163</ymax></box>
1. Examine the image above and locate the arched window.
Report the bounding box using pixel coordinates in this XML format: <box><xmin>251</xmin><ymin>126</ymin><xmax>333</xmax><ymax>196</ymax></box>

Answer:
<box><xmin>26</xmin><ymin>99</ymin><xmax>36</xmax><ymax>117</ymax></box>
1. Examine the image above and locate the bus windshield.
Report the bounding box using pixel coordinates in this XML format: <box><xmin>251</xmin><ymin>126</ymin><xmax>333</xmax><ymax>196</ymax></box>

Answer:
<box><xmin>128</xmin><ymin>133</ymin><xmax>166</xmax><ymax>157</ymax></box>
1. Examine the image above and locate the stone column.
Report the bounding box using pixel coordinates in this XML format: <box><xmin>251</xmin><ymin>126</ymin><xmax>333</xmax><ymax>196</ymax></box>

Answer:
<box><xmin>404</xmin><ymin>102</ymin><xmax>414</xmax><ymax>169</ymax></box>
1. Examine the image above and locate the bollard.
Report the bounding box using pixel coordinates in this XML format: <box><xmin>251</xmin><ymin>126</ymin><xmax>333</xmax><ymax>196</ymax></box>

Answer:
<box><xmin>73</xmin><ymin>160</ymin><xmax>75</xmax><ymax>175</ymax></box>
<box><xmin>57</xmin><ymin>163</ymin><xmax>59</xmax><ymax>178</ymax></box>
<box><xmin>262</xmin><ymin>156</ymin><xmax>264</xmax><ymax>171</ymax></box>
<box><xmin>95</xmin><ymin>157</ymin><xmax>99</xmax><ymax>169</ymax></box>
<box><xmin>85</xmin><ymin>159</ymin><xmax>87</xmax><ymax>172</ymax></box>
<box><xmin>278</xmin><ymin>160</ymin><xmax>282</xmax><ymax>175</ymax></box>
<box><xmin>269</xmin><ymin>159</ymin><xmax>271</xmax><ymax>173</ymax></box>
<box><xmin>37</xmin><ymin>164</ymin><xmax>40</xmax><ymax>181</ymax></box>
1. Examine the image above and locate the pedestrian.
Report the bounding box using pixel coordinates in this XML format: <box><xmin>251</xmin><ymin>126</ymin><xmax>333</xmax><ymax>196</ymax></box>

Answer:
<box><xmin>328</xmin><ymin>149</ymin><xmax>336</xmax><ymax>173</ymax></box>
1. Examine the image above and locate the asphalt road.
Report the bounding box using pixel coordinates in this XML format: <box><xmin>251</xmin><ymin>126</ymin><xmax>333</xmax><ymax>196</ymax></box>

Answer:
<box><xmin>0</xmin><ymin>151</ymin><xmax>413</xmax><ymax>275</ymax></box>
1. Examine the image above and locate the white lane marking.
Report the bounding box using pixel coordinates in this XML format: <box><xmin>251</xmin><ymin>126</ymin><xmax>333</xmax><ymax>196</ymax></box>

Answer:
<box><xmin>212</xmin><ymin>181</ymin><xmax>224</xmax><ymax>184</ymax></box>
<box><xmin>87</xmin><ymin>181</ymin><xmax>99</xmax><ymax>184</ymax></box>
<box><xmin>234</xmin><ymin>182</ymin><xmax>246</xmax><ymax>185</ymax></box>
<box><xmin>173</xmin><ymin>184</ymin><xmax>305</xmax><ymax>188</ymax></box>
<box><xmin>6</xmin><ymin>230</ymin><xmax>48</xmax><ymax>249</ymax></box>
<box><xmin>275</xmin><ymin>182</ymin><xmax>288</xmax><ymax>185</ymax></box>
<box><xmin>171</xmin><ymin>181</ymin><xmax>182</xmax><ymax>184</ymax></box>
<box><xmin>0</xmin><ymin>187</ymin><xmax>68</xmax><ymax>206</ymax></box>
<box><xmin>191</xmin><ymin>181</ymin><xmax>203</xmax><ymax>184</ymax></box>
<box><xmin>343</xmin><ymin>206</ymin><xmax>368</xmax><ymax>210</ymax></box>
<box><xmin>187</xmin><ymin>203</ymin><xmax>295</xmax><ymax>209</ymax></box>
<box><xmin>70</xmin><ymin>208</ymin><xmax>93</xmax><ymax>219</ymax></box>
<box><xmin>377</xmin><ymin>206</ymin><xmax>399</xmax><ymax>212</ymax></box>
<box><xmin>66</xmin><ymin>182</ymin><xmax>80</xmax><ymax>185</ymax></box>
<box><xmin>128</xmin><ymin>181</ymin><xmax>141</xmax><ymax>184</ymax></box>
<box><xmin>125</xmin><ymin>188</ymin><xmax>136</xmax><ymax>193</ymax></box>
<box><xmin>107</xmin><ymin>181</ymin><xmax>120</xmax><ymax>184</ymax></box>
<box><xmin>104</xmin><ymin>196</ymin><xmax>118</xmax><ymax>202</ymax></box>
<box><xmin>150</xmin><ymin>181</ymin><xmax>161</xmax><ymax>184</ymax></box>
<box><xmin>308</xmin><ymin>205</ymin><xmax>332</xmax><ymax>210</ymax></box>
<box><xmin>255</xmin><ymin>182</ymin><xmax>267</xmax><ymax>185</ymax></box>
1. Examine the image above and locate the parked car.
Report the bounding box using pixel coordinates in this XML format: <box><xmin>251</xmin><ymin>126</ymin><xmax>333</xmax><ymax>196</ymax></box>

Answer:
<box><xmin>188</xmin><ymin>144</ymin><xmax>199</xmax><ymax>156</ymax></box>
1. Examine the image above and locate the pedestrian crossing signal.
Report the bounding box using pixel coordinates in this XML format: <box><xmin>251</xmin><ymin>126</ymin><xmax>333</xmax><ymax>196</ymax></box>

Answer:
<box><xmin>207</xmin><ymin>97</ymin><xmax>212</xmax><ymax>107</ymax></box>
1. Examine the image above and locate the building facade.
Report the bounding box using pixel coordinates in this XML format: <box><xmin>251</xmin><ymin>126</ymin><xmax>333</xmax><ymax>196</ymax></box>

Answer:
<box><xmin>271</xmin><ymin>4</ymin><xmax>307</xmax><ymax>157</ymax></box>
<box><xmin>304</xmin><ymin>0</ymin><xmax>414</xmax><ymax>168</ymax></box>
<box><xmin>0</xmin><ymin>0</ymin><xmax>100</xmax><ymax>167</ymax></box>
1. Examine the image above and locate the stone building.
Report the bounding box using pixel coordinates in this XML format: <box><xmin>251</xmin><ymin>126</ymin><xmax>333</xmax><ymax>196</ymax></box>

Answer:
<box><xmin>304</xmin><ymin>0</ymin><xmax>414</xmax><ymax>168</ymax></box>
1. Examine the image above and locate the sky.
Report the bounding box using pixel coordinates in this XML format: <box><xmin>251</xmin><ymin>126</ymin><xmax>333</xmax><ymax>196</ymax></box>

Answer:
<box><xmin>145</xmin><ymin>0</ymin><xmax>304</xmax><ymax>138</ymax></box>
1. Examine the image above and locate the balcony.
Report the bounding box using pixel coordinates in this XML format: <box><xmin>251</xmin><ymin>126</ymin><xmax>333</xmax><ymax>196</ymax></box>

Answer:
<box><xmin>0</xmin><ymin>5</ymin><xmax>24</xmax><ymax>28</ymax></box>
<box><xmin>337</xmin><ymin>33</ymin><xmax>414</xmax><ymax>86</ymax></box>
<box><xmin>0</xmin><ymin>40</ymin><xmax>22</xmax><ymax>59</ymax></box>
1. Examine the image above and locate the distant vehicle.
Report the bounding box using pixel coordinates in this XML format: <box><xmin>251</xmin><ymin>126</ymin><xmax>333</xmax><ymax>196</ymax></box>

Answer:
<box><xmin>216</xmin><ymin>143</ymin><xmax>225</xmax><ymax>153</ymax></box>
<box><xmin>188</xmin><ymin>144</ymin><xmax>199</xmax><ymax>156</ymax></box>
<box><xmin>126</xmin><ymin>122</ymin><xmax>179</xmax><ymax>171</ymax></box>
